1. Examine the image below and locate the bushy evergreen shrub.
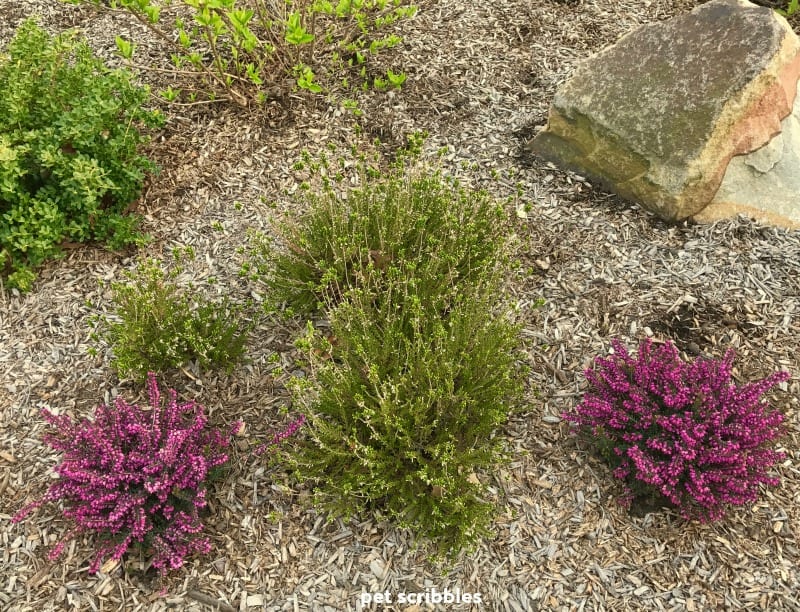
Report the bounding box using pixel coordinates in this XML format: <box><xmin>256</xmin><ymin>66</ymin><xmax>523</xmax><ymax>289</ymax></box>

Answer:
<box><xmin>98</xmin><ymin>253</ymin><xmax>249</xmax><ymax>380</ymax></box>
<box><xmin>250</xmin><ymin>159</ymin><xmax>508</xmax><ymax>315</ymax></box>
<box><xmin>288</xmin><ymin>273</ymin><xmax>523</xmax><ymax>555</ymax></box>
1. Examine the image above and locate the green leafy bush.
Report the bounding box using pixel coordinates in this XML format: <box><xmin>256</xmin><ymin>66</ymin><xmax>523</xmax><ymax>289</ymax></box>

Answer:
<box><xmin>98</xmin><ymin>251</ymin><xmax>249</xmax><ymax>380</ymax></box>
<box><xmin>0</xmin><ymin>19</ymin><xmax>163</xmax><ymax>291</ymax></box>
<box><xmin>249</xmin><ymin>156</ymin><xmax>509</xmax><ymax>315</ymax></box>
<box><xmin>65</xmin><ymin>0</ymin><xmax>416</xmax><ymax>105</ymax></box>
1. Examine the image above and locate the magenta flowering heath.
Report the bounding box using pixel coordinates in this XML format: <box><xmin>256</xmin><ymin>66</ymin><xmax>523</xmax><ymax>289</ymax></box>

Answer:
<box><xmin>12</xmin><ymin>372</ymin><xmax>234</xmax><ymax>574</ymax></box>
<box><xmin>253</xmin><ymin>414</ymin><xmax>306</xmax><ymax>456</ymax></box>
<box><xmin>563</xmin><ymin>339</ymin><xmax>790</xmax><ymax>522</ymax></box>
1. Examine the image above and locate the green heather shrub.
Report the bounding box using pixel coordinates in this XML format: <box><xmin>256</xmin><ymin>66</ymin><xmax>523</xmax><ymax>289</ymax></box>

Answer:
<box><xmin>98</xmin><ymin>251</ymin><xmax>249</xmax><ymax>380</ymax></box>
<box><xmin>249</xmin><ymin>158</ymin><xmax>509</xmax><ymax>315</ymax></box>
<box><xmin>266</xmin><ymin>153</ymin><xmax>527</xmax><ymax>556</ymax></box>
<box><xmin>0</xmin><ymin>19</ymin><xmax>163</xmax><ymax>291</ymax></box>
<box><xmin>287</xmin><ymin>272</ymin><xmax>524</xmax><ymax>556</ymax></box>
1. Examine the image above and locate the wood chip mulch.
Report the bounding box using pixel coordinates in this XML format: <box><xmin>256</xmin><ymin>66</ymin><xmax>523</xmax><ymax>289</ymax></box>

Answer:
<box><xmin>1</xmin><ymin>0</ymin><xmax>799</xmax><ymax>610</ymax></box>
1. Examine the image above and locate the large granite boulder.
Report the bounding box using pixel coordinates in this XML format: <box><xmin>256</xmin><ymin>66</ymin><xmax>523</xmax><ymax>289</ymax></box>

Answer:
<box><xmin>528</xmin><ymin>0</ymin><xmax>800</xmax><ymax>223</ymax></box>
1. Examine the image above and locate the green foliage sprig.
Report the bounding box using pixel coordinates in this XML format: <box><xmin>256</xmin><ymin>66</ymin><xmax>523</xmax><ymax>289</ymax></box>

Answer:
<box><xmin>0</xmin><ymin>19</ymin><xmax>162</xmax><ymax>291</ymax></box>
<box><xmin>778</xmin><ymin>0</ymin><xmax>798</xmax><ymax>17</ymax></box>
<box><xmin>96</xmin><ymin>248</ymin><xmax>249</xmax><ymax>380</ymax></box>
<box><xmin>65</xmin><ymin>0</ymin><xmax>417</xmax><ymax>105</ymax></box>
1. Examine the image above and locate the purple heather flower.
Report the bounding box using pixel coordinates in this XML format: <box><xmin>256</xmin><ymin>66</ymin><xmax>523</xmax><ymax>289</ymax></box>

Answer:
<box><xmin>254</xmin><ymin>414</ymin><xmax>306</xmax><ymax>456</ymax></box>
<box><xmin>12</xmin><ymin>372</ymin><xmax>233</xmax><ymax>574</ymax></box>
<box><xmin>563</xmin><ymin>339</ymin><xmax>789</xmax><ymax>522</ymax></box>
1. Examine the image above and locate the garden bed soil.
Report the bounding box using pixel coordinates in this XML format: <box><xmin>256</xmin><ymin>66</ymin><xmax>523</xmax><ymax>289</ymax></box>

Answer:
<box><xmin>1</xmin><ymin>0</ymin><xmax>800</xmax><ymax>610</ymax></box>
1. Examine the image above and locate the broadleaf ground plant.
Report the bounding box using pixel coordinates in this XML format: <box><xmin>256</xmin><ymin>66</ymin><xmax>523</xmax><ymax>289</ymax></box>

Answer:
<box><xmin>64</xmin><ymin>0</ymin><xmax>417</xmax><ymax>105</ymax></box>
<box><xmin>12</xmin><ymin>373</ymin><xmax>235</xmax><ymax>574</ymax></box>
<box><xmin>0</xmin><ymin>19</ymin><xmax>162</xmax><ymax>291</ymax></box>
<box><xmin>97</xmin><ymin>249</ymin><xmax>249</xmax><ymax>380</ymax></box>
<box><xmin>563</xmin><ymin>338</ymin><xmax>790</xmax><ymax>522</ymax></box>
<box><xmin>262</xmin><ymin>152</ymin><xmax>527</xmax><ymax>556</ymax></box>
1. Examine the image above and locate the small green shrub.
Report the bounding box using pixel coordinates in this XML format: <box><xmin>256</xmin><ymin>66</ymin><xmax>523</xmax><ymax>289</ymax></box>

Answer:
<box><xmin>0</xmin><ymin>19</ymin><xmax>163</xmax><ymax>291</ymax></box>
<box><xmin>99</xmin><ymin>251</ymin><xmax>249</xmax><ymax>380</ymax></box>
<box><xmin>287</xmin><ymin>272</ymin><xmax>524</xmax><ymax>556</ymax></box>
<box><xmin>64</xmin><ymin>0</ymin><xmax>417</xmax><ymax>105</ymax></box>
<box><xmin>249</xmin><ymin>157</ymin><xmax>509</xmax><ymax>315</ymax></box>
